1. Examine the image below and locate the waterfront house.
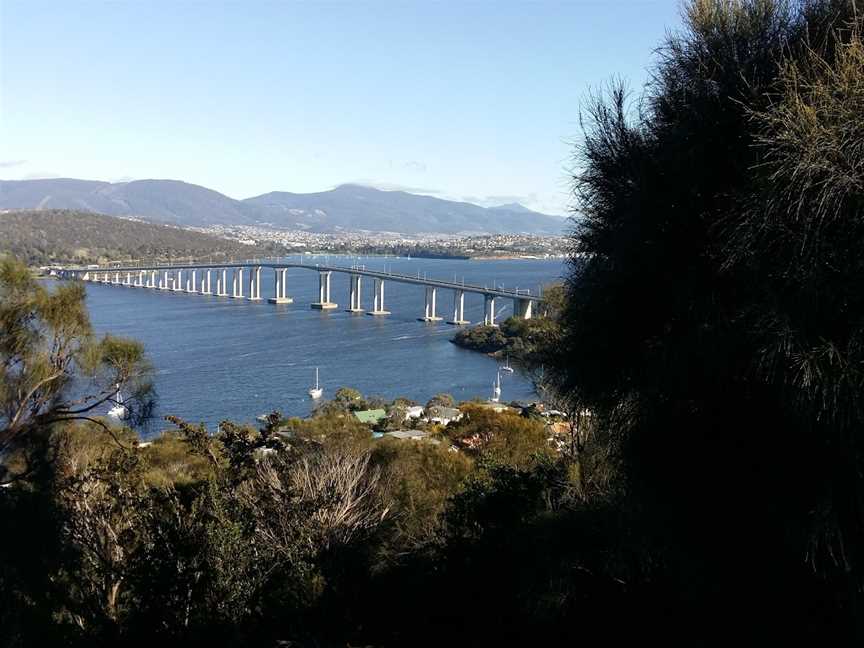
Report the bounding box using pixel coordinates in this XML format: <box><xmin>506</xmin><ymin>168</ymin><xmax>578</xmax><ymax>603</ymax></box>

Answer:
<box><xmin>425</xmin><ymin>406</ymin><xmax>463</xmax><ymax>426</ymax></box>
<box><xmin>405</xmin><ymin>405</ymin><xmax>425</xmax><ymax>419</ymax></box>
<box><xmin>382</xmin><ymin>430</ymin><xmax>440</xmax><ymax>444</ymax></box>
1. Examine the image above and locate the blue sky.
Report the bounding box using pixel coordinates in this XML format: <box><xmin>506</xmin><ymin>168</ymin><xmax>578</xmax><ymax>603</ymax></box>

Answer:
<box><xmin>0</xmin><ymin>0</ymin><xmax>682</xmax><ymax>215</ymax></box>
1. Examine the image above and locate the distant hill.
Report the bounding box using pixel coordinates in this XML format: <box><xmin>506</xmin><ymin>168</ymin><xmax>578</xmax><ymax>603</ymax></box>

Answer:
<box><xmin>245</xmin><ymin>184</ymin><xmax>564</xmax><ymax>235</ymax></box>
<box><xmin>0</xmin><ymin>179</ymin><xmax>248</xmax><ymax>227</ymax></box>
<box><xmin>0</xmin><ymin>178</ymin><xmax>565</xmax><ymax>235</ymax></box>
<box><xmin>0</xmin><ymin>209</ymin><xmax>279</xmax><ymax>266</ymax></box>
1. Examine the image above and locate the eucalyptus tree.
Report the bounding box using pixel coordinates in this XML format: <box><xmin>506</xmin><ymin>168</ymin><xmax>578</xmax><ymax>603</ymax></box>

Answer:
<box><xmin>0</xmin><ymin>257</ymin><xmax>153</xmax><ymax>482</ymax></box>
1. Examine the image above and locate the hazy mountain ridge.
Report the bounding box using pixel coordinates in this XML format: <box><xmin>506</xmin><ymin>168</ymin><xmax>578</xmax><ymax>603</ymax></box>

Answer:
<box><xmin>0</xmin><ymin>178</ymin><xmax>565</xmax><ymax>235</ymax></box>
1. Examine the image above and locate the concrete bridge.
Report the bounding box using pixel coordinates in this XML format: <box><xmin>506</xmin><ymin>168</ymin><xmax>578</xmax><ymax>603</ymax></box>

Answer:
<box><xmin>58</xmin><ymin>259</ymin><xmax>542</xmax><ymax>326</ymax></box>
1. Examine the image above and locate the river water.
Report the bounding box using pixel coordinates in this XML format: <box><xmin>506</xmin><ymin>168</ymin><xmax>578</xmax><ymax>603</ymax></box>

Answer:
<box><xmin>82</xmin><ymin>254</ymin><xmax>565</xmax><ymax>437</ymax></box>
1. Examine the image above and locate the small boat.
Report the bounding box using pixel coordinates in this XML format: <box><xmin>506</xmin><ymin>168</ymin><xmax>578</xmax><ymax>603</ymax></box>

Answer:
<box><xmin>501</xmin><ymin>354</ymin><xmax>514</xmax><ymax>374</ymax></box>
<box><xmin>308</xmin><ymin>367</ymin><xmax>323</xmax><ymax>399</ymax></box>
<box><xmin>491</xmin><ymin>371</ymin><xmax>502</xmax><ymax>403</ymax></box>
<box><xmin>107</xmin><ymin>384</ymin><xmax>129</xmax><ymax>420</ymax></box>
<box><xmin>256</xmin><ymin>414</ymin><xmax>269</xmax><ymax>422</ymax></box>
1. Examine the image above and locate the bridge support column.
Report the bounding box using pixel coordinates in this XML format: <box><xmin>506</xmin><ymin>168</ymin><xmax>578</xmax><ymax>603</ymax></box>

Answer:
<box><xmin>218</xmin><ymin>269</ymin><xmax>228</xmax><ymax>296</ymax></box>
<box><xmin>448</xmin><ymin>289</ymin><xmax>469</xmax><ymax>325</ymax></box>
<box><xmin>189</xmin><ymin>270</ymin><xmax>197</xmax><ymax>293</ymax></box>
<box><xmin>420</xmin><ymin>287</ymin><xmax>442</xmax><ymax>322</ymax></box>
<box><xmin>514</xmin><ymin>298</ymin><xmax>533</xmax><ymax>319</ymax></box>
<box><xmin>346</xmin><ymin>274</ymin><xmax>363</xmax><ymax>312</ymax></box>
<box><xmin>203</xmin><ymin>270</ymin><xmax>212</xmax><ymax>295</ymax></box>
<box><xmin>115</xmin><ymin>272</ymin><xmax>120</xmax><ymax>285</ymax></box>
<box><xmin>268</xmin><ymin>268</ymin><xmax>293</xmax><ymax>303</ymax></box>
<box><xmin>311</xmin><ymin>271</ymin><xmax>337</xmax><ymax>309</ymax></box>
<box><xmin>483</xmin><ymin>295</ymin><xmax>498</xmax><ymax>327</ymax></box>
<box><xmin>150</xmin><ymin>271</ymin><xmax>156</xmax><ymax>288</ymax></box>
<box><xmin>232</xmin><ymin>268</ymin><xmax>245</xmax><ymax>298</ymax></box>
<box><xmin>367</xmin><ymin>278</ymin><xmax>390</xmax><ymax>316</ymax></box>
<box><xmin>248</xmin><ymin>266</ymin><xmax>262</xmax><ymax>301</ymax></box>
<box><xmin>173</xmin><ymin>270</ymin><xmax>184</xmax><ymax>292</ymax></box>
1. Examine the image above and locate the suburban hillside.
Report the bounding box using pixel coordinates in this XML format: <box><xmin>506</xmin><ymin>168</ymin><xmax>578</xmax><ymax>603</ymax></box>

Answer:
<box><xmin>0</xmin><ymin>209</ymin><xmax>279</xmax><ymax>266</ymax></box>
<box><xmin>0</xmin><ymin>178</ymin><xmax>566</xmax><ymax>235</ymax></box>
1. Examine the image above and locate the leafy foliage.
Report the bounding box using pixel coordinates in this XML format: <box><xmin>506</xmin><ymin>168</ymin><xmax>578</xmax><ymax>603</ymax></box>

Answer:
<box><xmin>0</xmin><ymin>257</ymin><xmax>153</xmax><ymax>483</ymax></box>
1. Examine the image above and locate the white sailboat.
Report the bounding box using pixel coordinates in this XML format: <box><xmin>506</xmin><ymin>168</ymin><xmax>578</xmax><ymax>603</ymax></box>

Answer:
<box><xmin>107</xmin><ymin>384</ymin><xmax>128</xmax><ymax>421</ymax></box>
<box><xmin>501</xmin><ymin>354</ymin><xmax>514</xmax><ymax>374</ymax></box>
<box><xmin>491</xmin><ymin>371</ymin><xmax>502</xmax><ymax>403</ymax></box>
<box><xmin>308</xmin><ymin>367</ymin><xmax>323</xmax><ymax>399</ymax></box>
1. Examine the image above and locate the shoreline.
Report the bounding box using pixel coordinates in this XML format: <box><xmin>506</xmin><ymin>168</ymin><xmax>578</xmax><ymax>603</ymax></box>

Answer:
<box><xmin>469</xmin><ymin>254</ymin><xmax>557</xmax><ymax>261</ymax></box>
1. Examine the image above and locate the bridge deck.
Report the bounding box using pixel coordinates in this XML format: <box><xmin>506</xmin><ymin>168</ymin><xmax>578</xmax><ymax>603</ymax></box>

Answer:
<box><xmin>72</xmin><ymin>260</ymin><xmax>541</xmax><ymax>301</ymax></box>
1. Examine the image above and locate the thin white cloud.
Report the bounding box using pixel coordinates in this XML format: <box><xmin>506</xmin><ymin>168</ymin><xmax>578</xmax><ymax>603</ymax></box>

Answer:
<box><xmin>461</xmin><ymin>193</ymin><xmax>566</xmax><ymax>217</ymax></box>
<box><xmin>22</xmin><ymin>171</ymin><xmax>62</xmax><ymax>180</ymax></box>
<box><xmin>0</xmin><ymin>159</ymin><xmax>27</xmax><ymax>168</ymax></box>
<box><xmin>342</xmin><ymin>179</ymin><xmax>443</xmax><ymax>195</ymax></box>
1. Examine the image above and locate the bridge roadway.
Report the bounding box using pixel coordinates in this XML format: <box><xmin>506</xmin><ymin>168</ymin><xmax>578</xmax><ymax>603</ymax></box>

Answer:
<box><xmin>61</xmin><ymin>258</ymin><xmax>542</xmax><ymax>326</ymax></box>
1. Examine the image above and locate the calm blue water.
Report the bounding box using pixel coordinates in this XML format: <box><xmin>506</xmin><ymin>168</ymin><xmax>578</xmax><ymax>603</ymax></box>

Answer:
<box><xmin>82</xmin><ymin>254</ymin><xmax>564</xmax><ymax>437</ymax></box>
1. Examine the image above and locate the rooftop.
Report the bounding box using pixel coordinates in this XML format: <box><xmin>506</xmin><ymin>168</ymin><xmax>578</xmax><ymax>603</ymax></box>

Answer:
<box><xmin>353</xmin><ymin>409</ymin><xmax>387</xmax><ymax>424</ymax></box>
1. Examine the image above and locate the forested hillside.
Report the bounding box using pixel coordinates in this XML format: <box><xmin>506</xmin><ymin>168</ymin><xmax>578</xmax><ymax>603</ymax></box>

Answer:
<box><xmin>0</xmin><ymin>209</ymin><xmax>280</xmax><ymax>265</ymax></box>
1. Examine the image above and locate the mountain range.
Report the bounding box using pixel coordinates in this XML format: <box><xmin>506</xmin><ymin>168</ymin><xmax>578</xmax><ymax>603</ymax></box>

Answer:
<box><xmin>0</xmin><ymin>178</ymin><xmax>565</xmax><ymax>235</ymax></box>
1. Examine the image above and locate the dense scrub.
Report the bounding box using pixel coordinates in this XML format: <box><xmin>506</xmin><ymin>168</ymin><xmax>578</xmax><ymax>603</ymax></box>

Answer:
<box><xmin>542</xmin><ymin>0</ymin><xmax>864</xmax><ymax>642</ymax></box>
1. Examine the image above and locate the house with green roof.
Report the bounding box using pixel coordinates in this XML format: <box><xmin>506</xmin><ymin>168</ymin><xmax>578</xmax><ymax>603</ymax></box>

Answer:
<box><xmin>353</xmin><ymin>409</ymin><xmax>387</xmax><ymax>425</ymax></box>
